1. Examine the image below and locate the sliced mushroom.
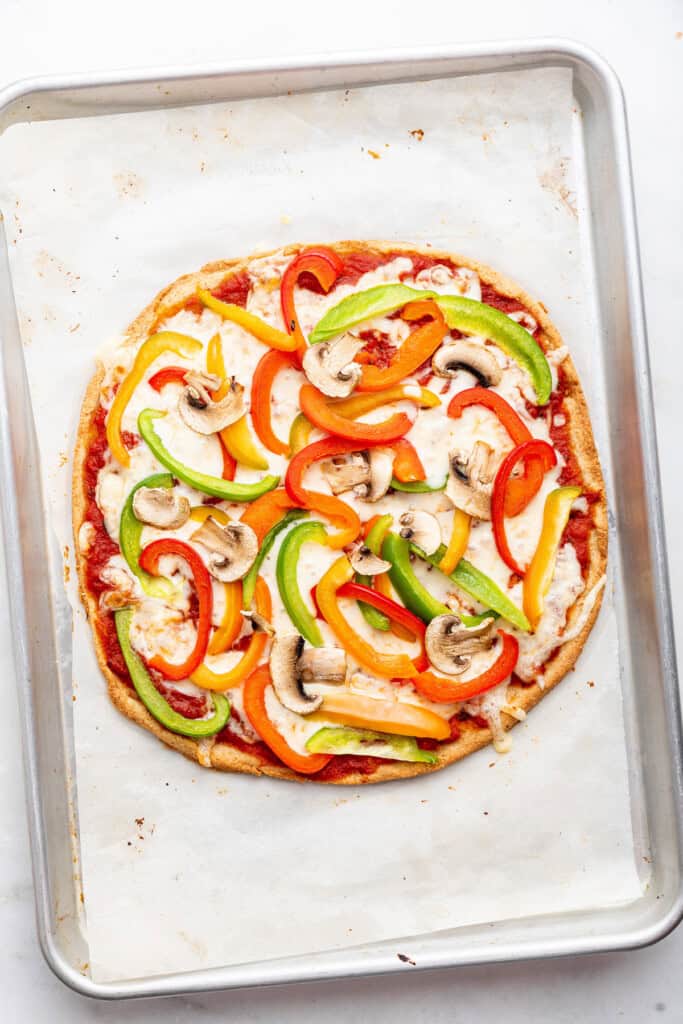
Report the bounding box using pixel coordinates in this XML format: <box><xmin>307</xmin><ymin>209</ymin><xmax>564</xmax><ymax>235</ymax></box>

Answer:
<box><xmin>399</xmin><ymin>509</ymin><xmax>442</xmax><ymax>556</ymax></box>
<box><xmin>364</xmin><ymin>448</ymin><xmax>395</xmax><ymax>502</ymax></box>
<box><xmin>321</xmin><ymin>447</ymin><xmax>394</xmax><ymax>502</ymax></box>
<box><xmin>432</xmin><ymin>339</ymin><xmax>501</xmax><ymax>387</ymax></box>
<box><xmin>241</xmin><ymin>608</ymin><xmax>275</xmax><ymax>636</ymax></box>
<box><xmin>446</xmin><ymin>440</ymin><xmax>496</xmax><ymax>520</ymax></box>
<box><xmin>297</xmin><ymin>646</ymin><xmax>347</xmax><ymax>684</ymax></box>
<box><xmin>191</xmin><ymin>516</ymin><xmax>258</xmax><ymax>582</ymax></box>
<box><xmin>348</xmin><ymin>544</ymin><xmax>391</xmax><ymax>576</ymax></box>
<box><xmin>179</xmin><ymin>372</ymin><xmax>245</xmax><ymax>434</ymax></box>
<box><xmin>132</xmin><ymin>486</ymin><xmax>191</xmax><ymax>529</ymax></box>
<box><xmin>425</xmin><ymin>613</ymin><xmax>496</xmax><ymax>675</ymax></box>
<box><xmin>302</xmin><ymin>333</ymin><xmax>365</xmax><ymax>398</ymax></box>
<box><xmin>321</xmin><ymin>451</ymin><xmax>370</xmax><ymax>495</ymax></box>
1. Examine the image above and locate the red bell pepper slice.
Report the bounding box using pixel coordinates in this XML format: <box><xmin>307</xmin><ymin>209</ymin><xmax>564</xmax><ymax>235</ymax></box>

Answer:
<box><xmin>148</xmin><ymin>365</ymin><xmax>189</xmax><ymax>392</ymax></box>
<box><xmin>391</xmin><ymin>438</ymin><xmax>426</xmax><ymax>483</ymax></box>
<box><xmin>413</xmin><ymin>632</ymin><xmax>519</xmax><ymax>703</ymax></box>
<box><xmin>243</xmin><ymin>664</ymin><xmax>333</xmax><ymax>775</ymax></box>
<box><xmin>138</xmin><ymin>539</ymin><xmax>213</xmax><ymax>681</ymax></box>
<box><xmin>337</xmin><ymin>581</ymin><xmax>429</xmax><ymax>672</ymax></box>
<box><xmin>251</xmin><ymin>349</ymin><xmax>292</xmax><ymax>456</ymax></box>
<box><xmin>447</xmin><ymin>386</ymin><xmax>544</xmax><ymax>515</ymax></box>
<box><xmin>281</xmin><ymin>247</ymin><xmax>344</xmax><ymax>356</ymax></box>
<box><xmin>285</xmin><ymin>436</ymin><xmax>364</xmax><ymax>549</ymax></box>
<box><xmin>299</xmin><ymin>383</ymin><xmax>412</xmax><ymax>444</ymax></box>
<box><xmin>491</xmin><ymin>439</ymin><xmax>557</xmax><ymax>575</ymax></box>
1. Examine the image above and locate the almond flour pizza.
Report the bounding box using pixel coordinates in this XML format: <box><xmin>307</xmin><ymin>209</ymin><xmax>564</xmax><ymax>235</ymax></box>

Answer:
<box><xmin>73</xmin><ymin>242</ymin><xmax>607</xmax><ymax>784</ymax></box>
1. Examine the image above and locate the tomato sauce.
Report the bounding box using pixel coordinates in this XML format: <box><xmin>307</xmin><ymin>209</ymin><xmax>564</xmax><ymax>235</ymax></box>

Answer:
<box><xmin>211</xmin><ymin>270</ymin><xmax>251</xmax><ymax>308</ymax></box>
<box><xmin>357</xmin><ymin>330</ymin><xmax>397</xmax><ymax>369</ymax></box>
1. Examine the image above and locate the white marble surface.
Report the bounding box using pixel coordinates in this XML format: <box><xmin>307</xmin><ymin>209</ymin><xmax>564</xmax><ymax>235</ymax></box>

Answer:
<box><xmin>1</xmin><ymin>1</ymin><xmax>681</xmax><ymax>1019</ymax></box>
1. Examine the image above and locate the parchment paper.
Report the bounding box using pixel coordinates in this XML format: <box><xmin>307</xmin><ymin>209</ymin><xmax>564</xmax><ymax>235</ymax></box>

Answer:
<box><xmin>0</xmin><ymin>67</ymin><xmax>644</xmax><ymax>983</ymax></box>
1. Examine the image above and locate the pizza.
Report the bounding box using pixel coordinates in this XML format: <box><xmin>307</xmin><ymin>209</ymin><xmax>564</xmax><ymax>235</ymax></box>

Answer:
<box><xmin>73</xmin><ymin>242</ymin><xmax>607</xmax><ymax>784</ymax></box>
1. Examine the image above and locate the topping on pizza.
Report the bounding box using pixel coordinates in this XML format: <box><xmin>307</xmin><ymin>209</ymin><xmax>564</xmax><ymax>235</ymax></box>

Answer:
<box><xmin>73</xmin><ymin>243</ymin><xmax>607</xmax><ymax>784</ymax></box>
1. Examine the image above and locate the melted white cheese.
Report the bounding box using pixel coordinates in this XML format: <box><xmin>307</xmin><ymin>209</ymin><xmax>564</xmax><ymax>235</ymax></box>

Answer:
<box><xmin>91</xmin><ymin>246</ymin><xmax>592</xmax><ymax>759</ymax></box>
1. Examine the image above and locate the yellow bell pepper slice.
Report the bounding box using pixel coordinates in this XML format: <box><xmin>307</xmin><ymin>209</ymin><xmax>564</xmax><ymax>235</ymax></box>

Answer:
<box><xmin>315</xmin><ymin>556</ymin><xmax>417</xmax><ymax>679</ymax></box>
<box><xmin>330</xmin><ymin>384</ymin><xmax>440</xmax><ymax>419</ymax></box>
<box><xmin>289</xmin><ymin>412</ymin><xmax>313</xmax><ymax>455</ymax></box>
<box><xmin>309</xmin><ymin>691</ymin><xmax>449</xmax><ymax>740</ymax></box>
<box><xmin>523</xmin><ymin>486</ymin><xmax>582</xmax><ymax>631</ymax></box>
<box><xmin>205</xmin><ymin>333</ymin><xmax>269</xmax><ymax>470</ymax></box>
<box><xmin>106</xmin><ymin>331</ymin><xmax>203</xmax><ymax>467</ymax></box>
<box><xmin>439</xmin><ymin>509</ymin><xmax>471</xmax><ymax>575</ymax></box>
<box><xmin>197</xmin><ymin>286</ymin><xmax>298</xmax><ymax>352</ymax></box>
<box><xmin>191</xmin><ymin>577</ymin><xmax>271</xmax><ymax>691</ymax></box>
<box><xmin>189</xmin><ymin>505</ymin><xmax>230</xmax><ymax>526</ymax></box>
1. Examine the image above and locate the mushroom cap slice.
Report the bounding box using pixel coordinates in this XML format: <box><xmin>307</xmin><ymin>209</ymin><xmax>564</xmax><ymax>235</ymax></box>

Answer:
<box><xmin>425</xmin><ymin>613</ymin><xmax>497</xmax><ymax>676</ymax></box>
<box><xmin>321</xmin><ymin>451</ymin><xmax>370</xmax><ymax>496</ymax></box>
<box><xmin>132</xmin><ymin>486</ymin><xmax>191</xmax><ymax>529</ymax></box>
<box><xmin>297</xmin><ymin>646</ymin><xmax>347</xmax><ymax>683</ymax></box>
<box><xmin>270</xmin><ymin>634</ymin><xmax>324</xmax><ymax>715</ymax></box>
<box><xmin>398</xmin><ymin>509</ymin><xmax>442</xmax><ymax>556</ymax></box>
<box><xmin>179</xmin><ymin>373</ymin><xmax>246</xmax><ymax>435</ymax></box>
<box><xmin>302</xmin><ymin>333</ymin><xmax>365</xmax><ymax>398</ymax></box>
<box><xmin>348</xmin><ymin>544</ymin><xmax>392</xmax><ymax>576</ymax></box>
<box><xmin>241</xmin><ymin>608</ymin><xmax>275</xmax><ymax>636</ymax></box>
<box><xmin>432</xmin><ymin>339</ymin><xmax>502</xmax><ymax>387</ymax></box>
<box><xmin>191</xmin><ymin>516</ymin><xmax>258</xmax><ymax>582</ymax></box>
<box><xmin>446</xmin><ymin>440</ymin><xmax>496</xmax><ymax>520</ymax></box>
<box><xmin>363</xmin><ymin>447</ymin><xmax>395</xmax><ymax>502</ymax></box>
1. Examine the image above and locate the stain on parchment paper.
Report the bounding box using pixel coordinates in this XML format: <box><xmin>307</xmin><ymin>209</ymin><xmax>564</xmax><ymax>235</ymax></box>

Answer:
<box><xmin>113</xmin><ymin>172</ymin><xmax>144</xmax><ymax>199</ymax></box>
<box><xmin>538</xmin><ymin>150</ymin><xmax>577</xmax><ymax>218</ymax></box>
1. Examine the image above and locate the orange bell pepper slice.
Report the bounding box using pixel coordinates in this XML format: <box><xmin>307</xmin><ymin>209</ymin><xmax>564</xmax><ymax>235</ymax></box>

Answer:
<box><xmin>205</xmin><ymin>332</ymin><xmax>269</xmax><ymax>471</ymax></box>
<box><xmin>240</xmin><ymin>488</ymin><xmax>298</xmax><ymax>543</ymax></box>
<box><xmin>315</xmin><ymin>556</ymin><xmax>417</xmax><ymax>678</ymax></box>
<box><xmin>523</xmin><ymin>486</ymin><xmax>582</xmax><ymax>631</ymax></box>
<box><xmin>191</xmin><ymin>577</ymin><xmax>272</xmax><ymax>691</ymax></box>
<box><xmin>391</xmin><ymin>438</ymin><xmax>426</xmax><ymax>483</ymax></box>
<box><xmin>412</xmin><ymin>632</ymin><xmax>519</xmax><ymax>703</ymax></box>
<box><xmin>106</xmin><ymin>331</ymin><xmax>203</xmax><ymax>467</ymax></box>
<box><xmin>243</xmin><ymin>664</ymin><xmax>333</xmax><ymax>774</ymax></box>
<box><xmin>299</xmin><ymin>384</ymin><xmax>412</xmax><ymax>444</ymax></box>
<box><xmin>309</xmin><ymin>690</ymin><xmax>450</xmax><ymax>740</ymax></box>
<box><xmin>251</xmin><ymin>349</ymin><xmax>292</xmax><ymax>456</ymax></box>
<box><xmin>357</xmin><ymin>313</ymin><xmax>447</xmax><ymax>393</ymax></box>
<box><xmin>197</xmin><ymin>286</ymin><xmax>297</xmax><ymax>352</ymax></box>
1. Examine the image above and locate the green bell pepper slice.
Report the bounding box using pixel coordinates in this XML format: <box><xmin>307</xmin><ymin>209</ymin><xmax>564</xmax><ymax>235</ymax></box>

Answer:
<box><xmin>435</xmin><ymin>295</ymin><xmax>552</xmax><ymax>404</ymax></box>
<box><xmin>138</xmin><ymin>409</ymin><xmax>280</xmax><ymax>501</ymax></box>
<box><xmin>308</xmin><ymin>283</ymin><xmax>552</xmax><ymax>404</ymax></box>
<box><xmin>242</xmin><ymin>508</ymin><xmax>308</xmax><ymax>608</ymax></box>
<box><xmin>390</xmin><ymin>475</ymin><xmax>448</xmax><ymax>494</ymax></box>
<box><xmin>306</xmin><ymin>725</ymin><xmax>438</xmax><ymax>764</ymax></box>
<box><xmin>276</xmin><ymin>519</ymin><xmax>328</xmax><ymax>646</ymax></box>
<box><xmin>119</xmin><ymin>472</ymin><xmax>178</xmax><ymax>601</ymax></box>
<box><xmin>308</xmin><ymin>284</ymin><xmax>436</xmax><ymax>345</ymax></box>
<box><xmin>114</xmin><ymin>608</ymin><xmax>230</xmax><ymax>737</ymax></box>
<box><xmin>382</xmin><ymin>532</ymin><xmax>528</xmax><ymax>631</ymax></box>
<box><xmin>355</xmin><ymin>512</ymin><xmax>393</xmax><ymax>632</ymax></box>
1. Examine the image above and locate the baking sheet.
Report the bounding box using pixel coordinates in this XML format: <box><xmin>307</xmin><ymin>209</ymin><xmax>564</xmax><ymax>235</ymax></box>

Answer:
<box><xmin>0</xmin><ymin>66</ymin><xmax>643</xmax><ymax>983</ymax></box>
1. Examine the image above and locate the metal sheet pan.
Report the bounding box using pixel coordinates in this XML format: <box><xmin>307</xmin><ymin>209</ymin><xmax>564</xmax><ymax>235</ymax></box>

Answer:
<box><xmin>0</xmin><ymin>38</ymin><xmax>681</xmax><ymax>998</ymax></box>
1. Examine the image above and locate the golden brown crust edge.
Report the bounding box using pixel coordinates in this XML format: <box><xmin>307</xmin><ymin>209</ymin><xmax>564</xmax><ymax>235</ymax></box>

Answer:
<box><xmin>72</xmin><ymin>241</ymin><xmax>607</xmax><ymax>785</ymax></box>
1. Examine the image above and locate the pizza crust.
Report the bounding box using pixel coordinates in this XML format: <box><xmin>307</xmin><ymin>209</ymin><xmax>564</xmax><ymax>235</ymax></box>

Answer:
<box><xmin>72</xmin><ymin>241</ymin><xmax>607</xmax><ymax>785</ymax></box>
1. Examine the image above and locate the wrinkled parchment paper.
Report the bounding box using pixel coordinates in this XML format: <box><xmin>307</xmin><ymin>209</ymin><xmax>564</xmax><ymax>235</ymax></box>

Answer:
<box><xmin>0</xmin><ymin>67</ymin><xmax>644</xmax><ymax>983</ymax></box>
